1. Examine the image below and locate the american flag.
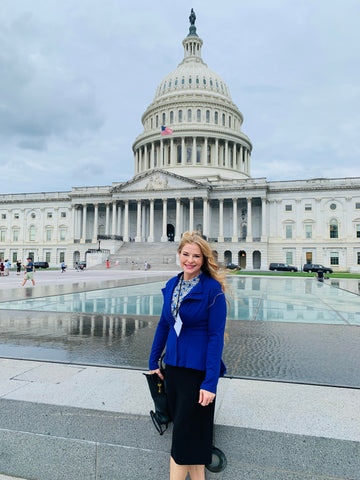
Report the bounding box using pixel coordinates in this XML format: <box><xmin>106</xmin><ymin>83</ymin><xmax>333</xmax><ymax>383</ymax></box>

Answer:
<box><xmin>161</xmin><ymin>126</ymin><xmax>173</xmax><ymax>136</ymax></box>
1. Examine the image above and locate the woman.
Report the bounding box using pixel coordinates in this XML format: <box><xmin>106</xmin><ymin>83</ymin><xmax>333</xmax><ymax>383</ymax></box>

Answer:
<box><xmin>149</xmin><ymin>231</ymin><xmax>227</xmax><ymax>480</ymax></box>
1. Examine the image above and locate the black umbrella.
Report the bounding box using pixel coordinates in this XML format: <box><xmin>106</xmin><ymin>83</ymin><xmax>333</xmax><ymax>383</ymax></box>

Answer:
<box><xmin>144</xmin><ymin>372</ymin><xmax>171</xmax><ymax>435</ymax></box>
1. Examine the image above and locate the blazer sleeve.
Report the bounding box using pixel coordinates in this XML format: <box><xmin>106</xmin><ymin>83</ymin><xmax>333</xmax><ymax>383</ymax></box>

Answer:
<box><xmin>148</xmin><ymin>305</ymin><xmax>170</xmax><ymax>371</ymax></box>
<box><xmin>200</xmin><ymin>285</ymin><xmax>227</xmax><ymax>393</ymax></box>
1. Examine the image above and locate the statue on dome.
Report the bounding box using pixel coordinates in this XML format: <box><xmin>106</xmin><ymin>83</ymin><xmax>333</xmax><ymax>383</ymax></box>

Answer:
<box><xmin>189</xmin><ymin>8</ymin><xmax>196</xmax><ymax>26</ymax></box>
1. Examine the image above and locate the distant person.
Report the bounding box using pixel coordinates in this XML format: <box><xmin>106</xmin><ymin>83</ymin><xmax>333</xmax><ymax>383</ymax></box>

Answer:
<box><xmin>4</xmin><ymin>259</ymin><xmax>11</xmax><ymax>276</ymax></box>
<box><xmin>316</xmin><ymin>269</ymin><xmax>324</xmax><ymax>282</ymax></box>
<box><xmin>0</xmin><ymin>260</ymin><xmax>4</xmax><ymax>276</ymax></box>
<box><xmin>16</xmin><ymin>260</ymin><xmax>22</xmax><ymax>275</ymax></box>
<box><xmin>144</xmin><ymin>261</ymin><xmax>149</xmax><ymax>270</ymax></box>
<box><xmin>61</xmin><ymin>261</ymin><xmax>66</xmax><ymax>273</ymax></box>
<box><xmin>106</xmin><ymin>259</ymin><xmax>110</xmax><ymax>269</ymax></box>
<box><xmin>22</xmin><ymin>257</ymin><xmax>35</xmax><ymax>287</ymax></box>
<box><xmin>75</xmin><ymin>262</ymin><xmax>80</xmax><ymax>271</ymax></box>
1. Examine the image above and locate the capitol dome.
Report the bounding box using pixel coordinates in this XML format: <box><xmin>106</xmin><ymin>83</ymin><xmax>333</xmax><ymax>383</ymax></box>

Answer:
<box><xmin>132</xmin><ymin>12</ymin><xmax>252</xmax><ymax>182</ymax></box>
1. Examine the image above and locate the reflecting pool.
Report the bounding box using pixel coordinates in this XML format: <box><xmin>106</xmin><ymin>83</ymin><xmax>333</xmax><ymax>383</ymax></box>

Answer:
<box><xmin>0</xmin><ymin>277</ymin><xmax>359</xmax><ymax>325</ymax></box>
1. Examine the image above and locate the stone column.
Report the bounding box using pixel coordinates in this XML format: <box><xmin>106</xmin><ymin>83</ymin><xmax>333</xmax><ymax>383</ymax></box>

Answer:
<box><xmin>117</xmin><ymin>204</ymin><xmax>122</xmax><ymax>236</ymax></box>
<box><xmin>175</xmin><ymin>198</ymin><xmax>181</xmax><ymax>242</ymax></box>
<box><xmin>232</xmin><ymin>198</ymin><xmax>238</xmax><ymax>242</ymax></box>
<box><xmin>123</xmin><ymin>201</ymin><xmax>129</xmax><ymax>242</ymax></box>
<box><xmin>72</xmin><ymin>205</ymin><xmax>77</xmax><ymax>240</ymax></box>
<box><xmin>160</xmin><ymin>139</ymin><xmax>164</xmax><ymax>167</ymax></box>
<box><xmin>203</xmin><ymin>198</ymin><xmax>209</xmax><ymax>238</ymax></box>
<box><xmin>215</xmin><ymin>138</ymin><xmax>219</xmax><ymax>166</ymax></box>
<box><xmin>151</xmin><ymin>142</ymin><xmax>155</xmax><ymax>169</ymax></box>
<box><xmin>189</xmin><ymin>198</ymin><xmax>194</xmax><ymax>232</ymax></box>
<box><xmin>81</xmin><ymin>204</ymin><xmax>87</xmax><ymax>243</ymax></box>
<box><xmin>181</xmin><ymin>138</ymin><xmax>185</xmax><ymax>164</ymax></box>
<box><xmin>170</xmin><ymin>139</ymin><xmax>174</xmax><ymax>166</ymax></box>
<box><xmin>161</xmin><ymin>198</ymin><xmax>168</xmax><ymax>242</ymax></box>
<box><xmin>261</xmin><ymin>197</ymin><xmax>267</xmax><ymax>242</ymax></box>
<box><xmin>218</xmin><ymin>199</ymin><xmax>224</xmax><ymax>242</ymax></box>
<box><xmin>111</xmin><ymin>202</ymin><xmax>116</xmax><ymax>237</ymax></box>
<box><xmin>135</xmin><ymin>200</ymin><xmax>142</xmax><ymax>242</ymax></box>
<box><xmin>93</xmin><ymin>203</ymin><xmax>98</xmax><ymax>242</ymax></box>
<box><xmin>144</xmin><ymin>145</ymin><xmax>148</xmax><ymax>172</ymax></box>
<box><xmin>246</xmin><ymin>197</ymin><xmax>252</xmax><ymax>242</ymax></box>
<box><xmin>105</xmin><ymin>203</ymin><xmax>110</xmax><ymax>236</ymax></box>
<box><xmin>225</xmin><ymin>141</ymin><xmax>229</xmax><ymax>168</ymax></box>
<box><xmin>240</xmin><ymin>146</ymin><xmax>243</xmax><ymax>171</ymax></box>
<box><xmin>148</xmin><ymin>199</ymin><xmax>155</xmax><ymax>242</ymax></box>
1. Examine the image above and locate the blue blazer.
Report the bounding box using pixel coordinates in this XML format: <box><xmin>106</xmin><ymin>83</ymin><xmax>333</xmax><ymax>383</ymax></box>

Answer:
<box><xmin>149</xmin><ymin>272</ymin><xmax>227</xmax><ymax>394</ymax></box>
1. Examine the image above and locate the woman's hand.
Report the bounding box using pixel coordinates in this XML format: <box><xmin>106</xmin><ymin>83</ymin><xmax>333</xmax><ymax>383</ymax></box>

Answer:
<box><xmin>199</xmin><ymin>389</ymin><xmax>215</xmax><ymax>407</ymax></box>
<box><xmin>149</xmin><ymin>368</ymin><xmax>164</xmax><ymax>380</ymax></box>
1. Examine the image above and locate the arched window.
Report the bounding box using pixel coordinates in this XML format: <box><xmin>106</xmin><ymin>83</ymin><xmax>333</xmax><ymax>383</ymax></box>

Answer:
<box><xmin>178</xmin><ymin>110</ymin><xmax>183</xmax><ymax>122</ymax></box>
<box><xmin>197</xmin><ymin>109</ymin><xmax>201</xmax><ymax>122</ymax></box>
<box><xmin>186</xmin><ymin>145</ymin><xmax>192</xmax><ymax>163</ymax></box>
<box><xmin>330</xmin><ymin>219</ymin><xmax>338</xmax><ymax>238</ymax></box>
<box><xmin>170</xmin><ymin>111</ymin><xmax>174</xmax><ymax>124</ymax></box>
<box><xmin>206</xmin><ymin>110</ymin><xmax>210</xmax><ymax>123</ymax></box>
<box><xmin>162</xmin><ymin>113</ymin><xmax>166</xmax><ymax>125</ymax></box>
<box><xmin>222</xmin><ymin>114</ymin><xmax>225</xmax><ymax>126</ymax></box>
<box><xmin>29</xmin><ymin>225</ymin><xmax>36</xmax><ymax>242</ymax></box>
<box><xmin>214</xmin><ymin>111</ymin><xmax>218</xmax><ymax>124</ymax></box>
<box><xmin>156</xmin><ymin>115</ymin><xmax>159</xmax><ymax>128</ymax></box>
<box><xmin>188</xmin><ymin>109</ymin><xmax>192</xmax><ymax>122</ymax></box>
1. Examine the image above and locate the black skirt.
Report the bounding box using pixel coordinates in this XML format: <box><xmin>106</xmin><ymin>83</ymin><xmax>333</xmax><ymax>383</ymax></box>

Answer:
<box><xmin>165</xmin><ymin>364</ymin><xmax>215</xmax><ymax>465</ymax></box>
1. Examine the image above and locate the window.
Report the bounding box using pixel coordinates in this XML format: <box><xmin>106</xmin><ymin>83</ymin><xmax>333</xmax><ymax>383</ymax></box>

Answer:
<box><xmin>31</xmin><ymin>213</ymin><xmax>36</xmax><ymax>219</ymax></box>
<box><xmin>61</xmin><ymin>212</ymin><xmax>66</xmax><ymax>218</ymax></box>
<box><xmin>357</xmin><ymin>224</ymin><xmax>360</xmax><ymax>238</ymax></box>
<box><xmin>1</xmin><ymin>214</ymin><xmax>6</xmax><ymax>220</ymax></box>
<box><xmin>170</xmin><ymin>111</ymin><xmax>174</xmax><ymax>124</ymax></box>
<box><xmin>286</xmin><ymin>252</ymin><xmax>293</xmax><ymax>264</ymax></box>
<box><xmin>47</xmin><ymin>212</ymin><xmax>52</xmax><ymax>218</ymax></box>
<box><xmin>28</xmin><ymin>252</ymin><xmax>34</xmax><ymax>261</ymax></box>
<box><xmin>178</xmin><ymin>110</ymin><xmax>183</xmax><ymax>122</ymax></box>
<box><xmin>222</xmin><ymin>114</ymin><xmax>225</xmax><ymax>126</ymax></box>
<box><xmin>228</xmin><ymin>116</ymin><xmax>231</xmax><ymax>128</ymax></box>
<box><xmin>14</xmin><ymin>213</ymin><xmax>19</xmax><ymax>219</ymax></box>
<box><xmin>330</xmin><ymin>203</ymin><xmax>337</xmax><ymax>210</ymax></box>
<box><xmin>187</xmin><ymin>109</ymin><xmax>192</xmax><ymax>122</ymax></box>
<box><xmin>186</xmin><ymin>145</ymin><xmax>192</xmax><ymax>163</ymax></box>
<box><xmin>0</xmin><ymin>230</ymin><xmax>5</xmax><ymax>242</ymax></box>
<box><xmin>356</xmin><ymin>202</ymin><xmax>360</xmax><ymax>209</ymax></box>
<box><xmin>305</xmin><ymin>224</ymin><xmax>312</xmax><ymax>239</ymax></box>
<box><xmin>162</xmin><ymin>113</ymin><xmax>166</xmax><ymax>125</ymax></box>
<box><xmin>46</xmin><ymin>229</ymin><xmax>52</xmax><ymax>241</ymax></box>
<box><xmin>45</xmin><ymin>252</ymin><xmax>51</xmax><ymax>263</ymax></box>
<box><xmin>177</xmin><ymin>145</ymin><xmax>182</xmax><ymax>163</ymax></box>
<box><xmin>196</xmin><ymin>77</ymin><xmax>199</xmax><ymax>85</ymax></box>
<box><xmin>12</xmin><ymin>252</ymin><xmax>18</xmax><ymax>263</ymax></box>
<box><xmin>305</xmin><ymin>204</ymin><xmax>312</xmax><ymax>211</ymax></box>
<box><xmin>214</xmin><ymin>111</ymin><xmax>218</xmax><ymax>124</ymax></box>
<box><xmin>59</xmin><ymin>252</ymin><xmax>65</xmax><ymax>263</ymax></box>
<box><xmin>155</xmin><ymin>115</ymin><xmax>159</xmax><ymax>127</ymax></box>
<box><xmin>330</xmin><ymin>252</ymin><xmax>339</xmax><ymax>265</ymax></box>
<box><xmin>29</xmin><ymin>225</ymin><xmax>36</xmax><ymax>241</ymax></box>
<box><xmin>330</xmin><ymin>219</ymin><xmax>338</xmax><ymax>238</ymax></box>
<box><xmin>13</xmin><ymin>229</ymin><xmax>19</xmax><ymax>241</ymax></box>
<box><xmin>197</xmin><ymin>109</ymin><xmax>201</xmax><ymax>122</ymax></box>
<box><xmin>207</xmin><ymin>144</ymin><xmax>211</xmax><ymax>164</ymax></box>
<box><xmin>285</xmin><ymin>225</ymin><xmax>293</xmax><ymax>239</ymax></box>
<box><xmin>206</xmin><ymin>110</ymin><xmax>210</xmax><ymax>123</ymax></box>
<box><xmin>60</xmin><ymin>229</ymin><xmax>66</xmax><ymax>241</ymax></box>
<box><xmin>285</xmin><ymin>204</ymin><xmax>292</xmax><ymax>212</ymax></box>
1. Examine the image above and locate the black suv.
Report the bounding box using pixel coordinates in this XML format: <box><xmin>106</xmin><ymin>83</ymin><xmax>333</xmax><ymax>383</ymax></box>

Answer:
<box><xmin>33</xmin><ymin>261</ymin><xmax>49</xmax><ymax>269</ymax></box>
<box><xmin>269</xmin><ymin>263</ymin><xmax>298</xmax><ymax>272</ymax></box>
<box><xmin>303</xmin><ymin>264</ymin><xmax>333</xmax><ymax>273</ymax></box>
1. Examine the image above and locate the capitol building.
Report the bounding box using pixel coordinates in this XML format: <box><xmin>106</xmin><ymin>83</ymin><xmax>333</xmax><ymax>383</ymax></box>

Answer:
<box><xmin>1</xmin><ymin>14</ymin><xmax>360</xmax><ymax>271</ymax></box>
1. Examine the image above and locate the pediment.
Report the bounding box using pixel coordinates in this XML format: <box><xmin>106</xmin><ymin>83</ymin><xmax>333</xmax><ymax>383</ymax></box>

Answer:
<box><xmin>112</xmin><ymin>169</ymin><xmax>207</xmax><ymax>193</ymax></box>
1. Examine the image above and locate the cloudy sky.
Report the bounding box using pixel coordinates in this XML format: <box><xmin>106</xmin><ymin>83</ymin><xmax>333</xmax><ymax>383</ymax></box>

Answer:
<box><xmin>1</xmin><ymin>0</ymin><xmax>359</xmax><ymax>194</ymax></box>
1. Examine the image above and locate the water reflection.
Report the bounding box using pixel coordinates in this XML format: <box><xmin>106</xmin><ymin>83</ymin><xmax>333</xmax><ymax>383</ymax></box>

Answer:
<box><xmin>0</xmin><ymin>277</ymin><xmax>359</xmax><ymax>325</ymax></box>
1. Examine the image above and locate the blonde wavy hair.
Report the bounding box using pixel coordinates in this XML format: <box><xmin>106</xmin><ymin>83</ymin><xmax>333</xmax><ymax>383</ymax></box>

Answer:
<box><xmin>178</xmin><ymin>231</ymin><xmax>227</xmax><ymax>293</ymax></box>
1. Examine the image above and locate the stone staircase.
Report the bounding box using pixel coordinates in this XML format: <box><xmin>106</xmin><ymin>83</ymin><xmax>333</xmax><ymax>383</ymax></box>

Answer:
<box><xmin>91</xmin><ymin>241</ymin><xmax>178</xmax><ymax>271</ymax></box>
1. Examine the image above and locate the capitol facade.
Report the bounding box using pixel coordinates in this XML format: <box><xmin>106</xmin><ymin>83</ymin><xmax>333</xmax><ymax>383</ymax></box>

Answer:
<box><xmin>1</xmin><ymin>15</ymin><xmax>360</xmax><ymax>271</ymax></box>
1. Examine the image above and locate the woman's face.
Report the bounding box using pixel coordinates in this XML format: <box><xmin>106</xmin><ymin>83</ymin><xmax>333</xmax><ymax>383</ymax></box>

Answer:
<box><xmin>179</xmin><ymin>242</ymin><xmax>203</xmax><ymax>280</ymax></box>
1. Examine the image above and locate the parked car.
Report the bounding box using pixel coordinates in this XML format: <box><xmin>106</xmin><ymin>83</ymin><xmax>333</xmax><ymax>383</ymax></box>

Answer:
<box><xmin>225</xmin><ymin>262</ymin><xmax>240</xmax><ymax>270</ymax></box>
<box><xmin>33</xmin><ymin>261</ymin><xmax>49</xmax><ymax>269</ymax></box>
<box><xmin>269</xmin><ymin>263</ymin><xmax>298</xmax><ymax>272</ymax></box>
<box><xmin>303</xmin><ymin>264</ymin><xmax>333</xmax><ymax>273</ymax></box>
